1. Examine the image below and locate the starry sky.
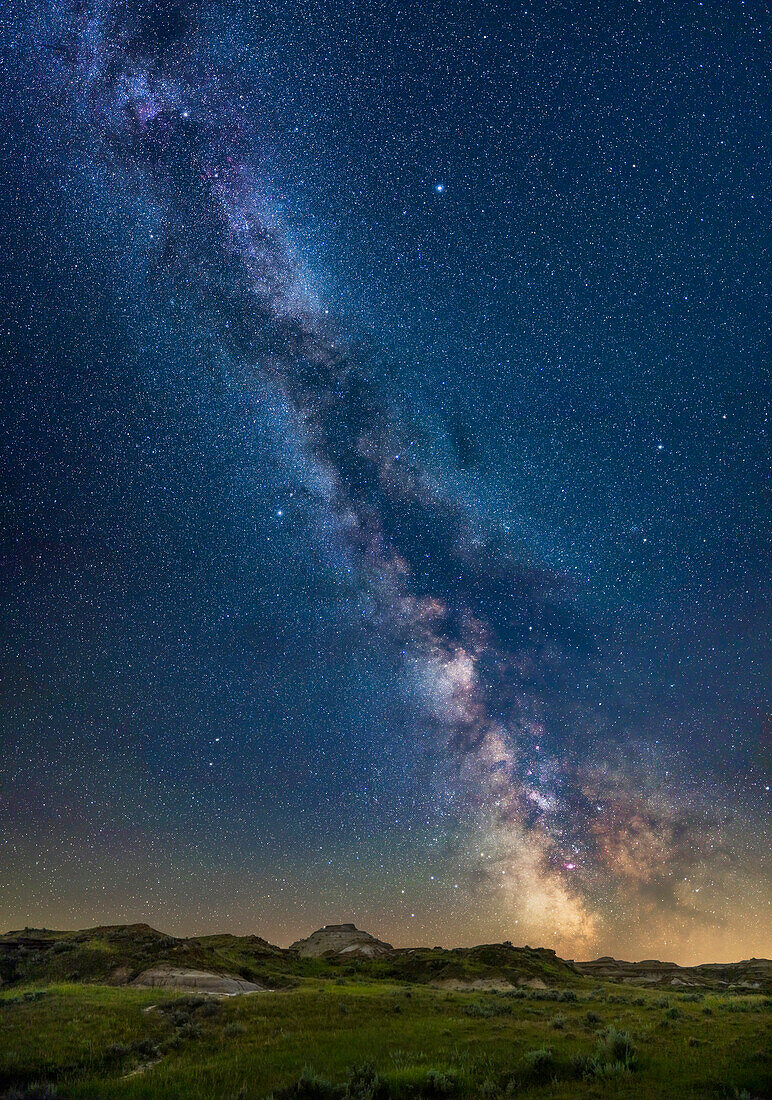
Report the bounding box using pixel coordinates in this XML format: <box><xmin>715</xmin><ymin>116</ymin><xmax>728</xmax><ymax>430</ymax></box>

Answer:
<box><xmin>0</xmin><ymin>0</ymin><xmax>769</xmax><ymax>964</ymax></box>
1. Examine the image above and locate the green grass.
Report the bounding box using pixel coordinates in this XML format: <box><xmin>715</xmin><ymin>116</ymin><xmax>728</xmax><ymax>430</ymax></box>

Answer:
<box><xmin>0</xmin><ymin>927</ymin><xmax>582</xmax><ymax>995</ymax></box>
<box><xmin>0</xmin><ymin>981</ymin><xmax>769</xmax><ymax>1099</ymax></box>
<box><xmin>0</xmin><ymin>927</ymin><xmax>584</xmax><ymax>997</ymax></box>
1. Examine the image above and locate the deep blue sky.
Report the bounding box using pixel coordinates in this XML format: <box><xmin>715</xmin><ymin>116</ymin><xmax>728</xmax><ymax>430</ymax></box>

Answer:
<box><xmin>0</xmin><ymin>0</ymin><xmax>768</xmax><ymax>961</ymax></box>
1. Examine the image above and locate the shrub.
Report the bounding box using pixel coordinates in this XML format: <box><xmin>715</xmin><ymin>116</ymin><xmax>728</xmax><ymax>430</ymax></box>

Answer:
<box><xmin>422</xmin><ymin>1070</ymin><xmax>458</xmax><ymax>1096</ymax></box>
<box><xmin>130</xmin><ymin>1037</ymin><xmax>160</xmax><ymax>1059</ymax></box>
<box><xmin>522</xmin><ymin>1048</ymin><xmax>555</xmax><ymax>1081</ymax></box>
<box><xmin>462</xmin><ymin>1000</ymin><xmax>509</xmax><ymax>1018</ymax></box>
<box><xmin>477</xmin><ymin>1080</ymin><xmax>499</xmax><ymax>1100</ymax></box>
<box><xmin>573</xmin><ymin>1027</ymin><xmax>639</xmax><ymax>1080</ymax></box>
<box><xmin>280</xmin><ymin>1069</ymin><xmax>338</xmax><ymax>1100</ymax></box>
<box><xmin>345</xmin><ymin>1062</ymin><xmax>381</xmax><ymax>1100</ymax></box>
<box><xmin>584</xmin><ymin>1010</ymin><xmax>602</xmax><ymax>1025</ymax></box>
<box><xmin>180</xmin><ymin>1020</ymin><xmax>204</xmax><ymax>1038</ymax></box>
<box><xmin>595</xmin><ymin>1026</ymin><xmax>637</xmax><ymax>1069</ymax></box>
<box><xmin>578</xmin><ymin>1057</ymin><xmax>632</xmax><ymax>1079</ymax></box>
<box><xmin>159</xmin><ymin>995</ymin><xmax>211</xmax><ymax>1027</ymax></box>
<box><xmin>664</xmin><ymin>1006</ymin><xmax>682</xmax><ymax>1020</ymax></box>
<box><xmin>2</xmin><ymin>1086</ymin><xmax>59</xmax><ymax>1100</ymax></box>
<box><xmin>557</xmin><ymin>989</ymin><xmax>578</xmax><ymax>1002</ymax></box>
<box><xmin>224</xmin><ymin>1021</ymin><xmax>247</xmax><ymax>1037</ymax></box>
<box><xmin>104</xmin><ymin>1042</ymin><xmax>130</xmax><ymax>1060</ymax></box>
<box><xmin>550</xmin><ymin>1013</ymin><xmax>566</xmax><ymax>1029</ymax></box>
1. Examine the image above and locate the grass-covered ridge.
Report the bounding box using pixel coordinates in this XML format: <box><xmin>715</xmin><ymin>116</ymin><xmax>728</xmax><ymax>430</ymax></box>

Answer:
<box><xmin>0</xmin><ymin>926</ymin><xmax>580</xmax><ymax>992</ymax></box>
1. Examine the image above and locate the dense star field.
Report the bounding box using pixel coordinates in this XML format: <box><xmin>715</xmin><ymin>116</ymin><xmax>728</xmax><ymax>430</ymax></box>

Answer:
<box><xmin>0</xmin><ymin>0</ymin><xmax>768</xmax><ymax>963</ymax></box>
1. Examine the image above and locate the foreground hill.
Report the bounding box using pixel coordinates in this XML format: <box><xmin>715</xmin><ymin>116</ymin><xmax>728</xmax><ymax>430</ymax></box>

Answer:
<box><xmin>0</xmin><ymin>924</ymin><xmax>285</xmax><ymax>992</ymax></box>
<box><xmin>0</xmin><ymin>923</ymin><xmax>769</xmax><ymax>995</ymax></box>
<box><xmin>0</xmin><ymin>923</ymin><xmax>580</xmax><ymax>993</ymax></box>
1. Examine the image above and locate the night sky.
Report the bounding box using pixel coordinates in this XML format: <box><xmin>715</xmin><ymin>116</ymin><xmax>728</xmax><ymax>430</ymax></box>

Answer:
<box><xmin>0</xmin><ymin>0</ymin><xmax>769</xmax><ymax>964</ymax></box>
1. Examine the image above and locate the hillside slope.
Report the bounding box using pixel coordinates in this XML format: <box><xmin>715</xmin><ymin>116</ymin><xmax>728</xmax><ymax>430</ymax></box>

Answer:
<box><xmin>576</xmin><ymin>954</ymin><xmax>772</xmax><ymax>990</ymax></box>
<box><xmin>0</xmin><ymin>924</ymin><xmax>287</xmax><ymax>990</ymax></box>
<box><xmin>1</xmin><ymin>924</ymin><xmax>768</xmax><ymax>993</ymax></box>
<box><xmin>289</xmin><ymin>923</ymin><xmax>394</xmax><ymax>958</ymax></box>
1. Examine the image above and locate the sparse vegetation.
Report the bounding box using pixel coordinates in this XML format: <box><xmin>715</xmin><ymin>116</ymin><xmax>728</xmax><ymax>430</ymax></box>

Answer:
<box><xmin>0</xmin><ymin>927</ymin><xmax>768</xmax><ymax>1099</ymax></box>
<box><xmin>0</xmin><ymin>980</ymin><xmax>769</xmax><ymax>1098</ymax></box>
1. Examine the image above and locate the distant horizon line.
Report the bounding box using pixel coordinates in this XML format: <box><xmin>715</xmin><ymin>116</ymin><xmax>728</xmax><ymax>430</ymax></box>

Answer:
<box><xmin>2</xmin><ymin>919</ymin><xmax>768</xmax><ymax>968</ymax></box>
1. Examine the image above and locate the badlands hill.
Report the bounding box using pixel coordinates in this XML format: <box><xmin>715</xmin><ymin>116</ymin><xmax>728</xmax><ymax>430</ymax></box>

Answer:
<box><xmin>576</xmin><ymin>954</ymin><xmax>771</xmax><ymax>990</ymax></box>
<box><xmin>289</xmin><ymin>923</ymin><xmax>393</xmax><ymax>958</ymax></box>
<box><xmin>0</xmin><ymin>922</ymin><xmax>768</xmax><ymax>994</ymax></box>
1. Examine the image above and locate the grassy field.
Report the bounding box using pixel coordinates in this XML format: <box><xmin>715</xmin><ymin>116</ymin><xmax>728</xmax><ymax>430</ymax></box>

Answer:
<box><xmin>0</xmin><ymin>979</ymin><xmax>769</xmax><ymax>1099</ymax></box>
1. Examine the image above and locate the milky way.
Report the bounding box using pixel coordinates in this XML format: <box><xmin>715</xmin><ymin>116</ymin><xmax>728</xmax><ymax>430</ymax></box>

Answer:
<box><xmin>1</xmin><ymin>0</ymin><xmax>768</xmax><ymax>960</ymax></box>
